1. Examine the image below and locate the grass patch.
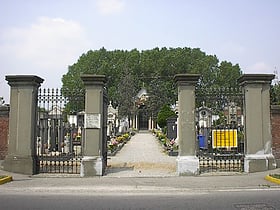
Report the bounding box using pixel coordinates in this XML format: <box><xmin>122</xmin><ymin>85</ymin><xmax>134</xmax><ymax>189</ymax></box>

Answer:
<box><xmin>270</xmin><ymin>174</ymin><xmax>280</xmax><ymax>179</ymax></box>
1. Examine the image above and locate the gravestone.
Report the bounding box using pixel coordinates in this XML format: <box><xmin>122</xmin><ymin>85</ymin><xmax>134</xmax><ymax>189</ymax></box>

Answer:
<box><xmin>166</xmin><ymin>116</ymin><xmax>177</xmax><ymax>140</ymax></box>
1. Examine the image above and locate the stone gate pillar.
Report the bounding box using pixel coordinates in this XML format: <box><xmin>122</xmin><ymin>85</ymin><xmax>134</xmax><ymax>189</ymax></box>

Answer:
<box><xmin>238</xmin><ymin>74</ymin><xmax>276</xmax><ymax>172</ymax></box>
<box><xmin>3</xmin><ymin>75</ymin><xmax>44</xmax><ymax>175</ymax></box>
<box><xmin>174</xmin><ymin>74</ymin><xmax>200</xmax><ymax>175</ymax></box>
<box><xmin>80</xmin><ymin>74</ymin><xmax>107</xmax><ymax>176</ymax></box>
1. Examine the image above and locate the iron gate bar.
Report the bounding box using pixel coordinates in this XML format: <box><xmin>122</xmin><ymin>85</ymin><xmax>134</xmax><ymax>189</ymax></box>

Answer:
<box><xmin>195</xmin><ymin>86</ymin><xmax>245</xmax><ymax>173</ymax></box>
<box><xmin>37</xmin><ymin>88</ymin><xmax>85</xmax><ymax>174</ymax></box>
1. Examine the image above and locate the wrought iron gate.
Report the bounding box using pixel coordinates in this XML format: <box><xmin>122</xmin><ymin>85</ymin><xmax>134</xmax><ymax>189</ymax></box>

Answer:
<box><xmin>36</xmin><ymin>88</ymin><xmax>85</xmax><ymax>174</ymax></box>
<box><xmin>196</xmin><ymin>87</ymin><xmax>245</xmax><ymax>173</ymax></box>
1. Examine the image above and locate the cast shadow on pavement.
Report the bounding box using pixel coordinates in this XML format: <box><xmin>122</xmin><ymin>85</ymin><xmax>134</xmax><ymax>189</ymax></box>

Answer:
<box><xmin>105</xmin><ymin>163</ymin><xmax>134</xmax><ymax>175</ymax></box>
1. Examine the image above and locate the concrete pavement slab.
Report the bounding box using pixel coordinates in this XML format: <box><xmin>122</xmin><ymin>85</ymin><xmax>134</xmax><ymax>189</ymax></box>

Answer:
<box><xmin>106</xmin><ymin>131</ymin><xmax>177</xmax><ymax>177</ymax></box>
<box><xmin>0</xmin><ymin>168</ymin><xmax>279</xmax><ymax>195</ymax></box>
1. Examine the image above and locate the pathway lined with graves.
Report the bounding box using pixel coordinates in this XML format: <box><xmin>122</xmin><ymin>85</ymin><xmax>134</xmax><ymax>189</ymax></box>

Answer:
<box><xmin>106</xmin><ymin>131</ymin><xmax>177</xmax><ymax>177</ymax></box>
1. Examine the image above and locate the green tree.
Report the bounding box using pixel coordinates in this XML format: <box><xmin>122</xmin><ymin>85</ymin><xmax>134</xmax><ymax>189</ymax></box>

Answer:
<box><xmin>157</xmin><ymin>104</ymin><xmax>176</xmax><ymax>129</ymax></box>
<box><xmin>117</xmin><ymin>66</ymin><xmax>138</xmax><ymax>118</ymax></box>
<box><xmin>61</xmin><ymin>47</ymin><xmax>242</xmax><ymax>115</ymax></box>
<box><xmin>271</xmin><ymin>82</ymin><xmax>280</xmax><ymax>105</ymax></box>
<box><xmin>215</xmin><ymin>61</ymin><xmax>242</xmax><ymax>88</ymax></box>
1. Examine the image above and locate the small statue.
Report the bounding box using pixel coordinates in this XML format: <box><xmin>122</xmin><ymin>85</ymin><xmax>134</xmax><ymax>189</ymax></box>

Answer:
<box><xmin>0</xmin><ymin>97</ymin><xmax>5</xmax><ymax>106</ymax></box>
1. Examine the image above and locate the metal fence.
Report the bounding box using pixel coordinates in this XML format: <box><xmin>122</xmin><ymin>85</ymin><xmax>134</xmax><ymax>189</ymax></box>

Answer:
<box><xmin>195</xmin><ymin>87</ymin><xmax>245</xmax><ymax>173</ymax></box>
<box><xmin>36</xmin><ymin>88</ymin><xmax>85</xmax><ymax>174</ymax></box>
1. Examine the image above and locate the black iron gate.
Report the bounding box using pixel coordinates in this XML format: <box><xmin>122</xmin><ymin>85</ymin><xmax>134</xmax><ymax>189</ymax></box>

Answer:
<box><xmin>196</xmin><ymin>87</ymin><xmax>245</xmax><ymax>173</ymax></box>
<box><xmin>138</xmin><ymin>106</ymin><xmax>149</xmax><ymax>130</ymax></box>
<box><xmin>36</xmin><ymin>88</ymin><xmax>85</xmax><ymax>174</ymax></box>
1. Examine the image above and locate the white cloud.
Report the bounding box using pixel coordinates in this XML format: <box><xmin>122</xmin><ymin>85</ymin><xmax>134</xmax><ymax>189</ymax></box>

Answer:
<box><xmin>246</xmin><ymin>62</ymin><xmax>273</xmax><ymax>74</ymax></box>
<box><xmin>0</xmin><ymin>17</ymin><xmax>91</xmax><ymax>101</ymax></box>
<box><xmin>1</xmin><ymin>17</ymin><xmax>90</xmax><ymax>70</ymax></box>
<box><xmin>96</xmin><ymin>0</ymin><xmax>125</xmax><ymax>15</ymax></box>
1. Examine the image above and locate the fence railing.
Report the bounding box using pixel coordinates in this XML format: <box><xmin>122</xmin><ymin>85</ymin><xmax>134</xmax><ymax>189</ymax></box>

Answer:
<box><xmin>36</xmin><ymin>88</ymin><xmax>85</xmax><ymax>174</ymax></box>
<box><xmin>195</xmin><ymin>87</ymin><xmax>245</xmax><ymax>173</ymax></box>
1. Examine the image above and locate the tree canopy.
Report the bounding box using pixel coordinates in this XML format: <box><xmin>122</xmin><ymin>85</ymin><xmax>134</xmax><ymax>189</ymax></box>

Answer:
<box><xmin>61</xmin><ymin>47</ymin><xmax>242</xmax><ymax>116</ymax></box>
<box><xmin>271</xmin><ymin>82</ymin><xmax>280</xmax><ymax>105</ymax></box>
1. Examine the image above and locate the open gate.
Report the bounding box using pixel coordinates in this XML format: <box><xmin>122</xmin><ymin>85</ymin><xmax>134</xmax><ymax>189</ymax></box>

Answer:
<box><xmin>195</xmin><ymin>87</ymin><xmax>245</xmax><ymax>173</ymax></box>
<box><xmin>36</xmin><ymin>88</ymin><xmax>84</xmax><ymax>174</ymax></box>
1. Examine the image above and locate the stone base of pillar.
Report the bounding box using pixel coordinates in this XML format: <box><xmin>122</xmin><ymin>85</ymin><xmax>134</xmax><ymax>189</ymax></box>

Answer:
<box><xmin>2</xmin><ymin>155</ymin><xmax>38</xmax><ymax>175</ymax></box>
<box><xmin>176</xmin><ymin>156</ymin><xmax>199</xmax><ymax>176</ymax></box>
<box><xmin>80</xmin><ymin>156</ymin><xmax>105</xmax><ymax>177</ymax></box>
<box><xmin>244</xmin><ymin>154</ymin><xmax>277</xmax><ymax>173</ymax></box>
<box><xmin>275</xmin><ymin>159</ymin><xmax>280</xmax><ymax>168</ymax></box>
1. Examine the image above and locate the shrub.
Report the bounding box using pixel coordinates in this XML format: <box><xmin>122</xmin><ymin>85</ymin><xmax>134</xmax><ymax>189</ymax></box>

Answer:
<box><xmin>157</xmin><ymin>104</ymin><xmax>176</xmax><ymax>129</ymax></box>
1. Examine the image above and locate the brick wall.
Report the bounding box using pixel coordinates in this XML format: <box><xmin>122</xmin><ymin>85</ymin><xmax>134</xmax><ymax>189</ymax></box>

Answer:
<box><xmin>0</xmin><ymin>106</ymin><xmax>9</xmax><ymax>160</ymax></box>
<box><xmin>271</xmin><ymin>105</ymin><xmax>280</xmax><ymax>167</ymax></box>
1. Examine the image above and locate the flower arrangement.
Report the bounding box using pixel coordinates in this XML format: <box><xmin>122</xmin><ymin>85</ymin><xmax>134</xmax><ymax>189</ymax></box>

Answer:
<box><xmin>116</xmin><ymin>135</ymin><xmax>125</xmax><ymax>143</ymax></box>
<box><xmin>122</xmin><ymin>133</ymin><xmax>130</xmax><ymax>140</ymax></box>
<box><xmin>153</xmin><ymin>129</ymin><xmax>179</xmax><ymax>156</ymax></box>
<box><xmin>108</xmin><ymin>138</ymin><xmax>119</xmax><ymax>151</ymax></box>
<box><xmin>168</xmin><ymin>138</ymin><xmax>178</xmax><ymax>151</ymax></box>
<box><xmin>156</xmin><ymin>131</ymin><xmax>166</xmax><ymax>142</ymax></box>
<box><xmin>107</xmin><ymin>133</ymin><xmax>131</xmax><ymax>155</ymax></box>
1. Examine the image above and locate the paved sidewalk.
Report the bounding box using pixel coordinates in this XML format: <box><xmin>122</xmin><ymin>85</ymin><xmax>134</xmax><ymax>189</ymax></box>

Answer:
<box><xmin>106</xmin><ymin>131</ymin><xmax>177</xmax><ymax>177</ymax></box>
<box><xmin>0</xmin><ymin>168</ymin><xmax>280</xmax><ymax>194</ymax></box>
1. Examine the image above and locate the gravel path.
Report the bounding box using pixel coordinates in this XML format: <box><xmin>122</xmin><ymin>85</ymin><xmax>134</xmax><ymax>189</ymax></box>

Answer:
<box><xmin>106</xmin><ymin>131</ymin><xmax>177</xmax><ymax>177</ymax></box>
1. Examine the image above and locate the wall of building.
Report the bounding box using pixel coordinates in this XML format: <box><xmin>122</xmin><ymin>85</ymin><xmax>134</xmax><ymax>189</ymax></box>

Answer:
<box><xmin>271</xmin><ymin>105</ymin><xmax>280</xmax><ymax>167</ymax></box>
<box><xmin>0</xmin><ymin>105</ymin><xmax>9</xmax><ymax>160</ymax></box>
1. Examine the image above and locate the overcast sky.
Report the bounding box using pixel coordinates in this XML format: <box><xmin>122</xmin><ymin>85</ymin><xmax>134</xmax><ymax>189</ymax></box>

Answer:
<box><xmin>1</xmin><ymin>0</ymin><xmax>280</xmax><ymax>102</ymax></box>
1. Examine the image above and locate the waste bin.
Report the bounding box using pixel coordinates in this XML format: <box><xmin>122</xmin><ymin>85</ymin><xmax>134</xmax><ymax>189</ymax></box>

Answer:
<box><xmin>198</xmin><ymin>135</ymin><xmax>207</xmax><ymax>149</ymax></box>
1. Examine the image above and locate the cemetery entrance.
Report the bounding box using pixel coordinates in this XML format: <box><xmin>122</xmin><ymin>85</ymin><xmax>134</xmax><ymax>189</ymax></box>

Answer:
<box><xmin>195</xmin><ymin>87</ymin><xmax>245</xmax><ymax>173</ymax></box>
<box><xmin>4</xmin><ymin>73</ymin><xmax>275</xmax><ymax>176</ymax></box>
<box><xmin>138</xmin><ymin>106</ymin><xmax>149</xmax><ymax>130</ymax></box>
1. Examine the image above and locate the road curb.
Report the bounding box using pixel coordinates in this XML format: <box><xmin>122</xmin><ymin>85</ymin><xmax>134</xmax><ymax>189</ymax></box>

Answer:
<box><xmin>265</xmin><ymin>175</ymin><xmax>280</xmax><ymax>185</ymax></box>
<box><xmin>0</xmin><ymin>175</ymin><xmax>13</xmax><ymax>185</ymax></box>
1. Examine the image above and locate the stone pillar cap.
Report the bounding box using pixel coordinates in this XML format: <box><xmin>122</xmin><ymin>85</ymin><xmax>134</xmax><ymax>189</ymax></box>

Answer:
<box><xmin>5</xmin><ymin>75</ymin><xmax>44</xmax><ymax>87</ymax></box>
<box><xmin>238</xmin><ymin>74</ymin><xmax>275</xmax><ymax>86</ymax></box>
<box><xmin>174</xmin><ymin>74</ymin><xmax>200</xmax><ymax>85</ymax></box>
<box><xmin>81</xmin><ymin>74</ymin><xmax>107</xmax><ymax>86</ymax></box>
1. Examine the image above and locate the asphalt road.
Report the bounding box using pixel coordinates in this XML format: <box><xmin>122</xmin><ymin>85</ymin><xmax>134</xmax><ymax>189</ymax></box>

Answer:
<box><xmin>0</xmin><ymin>188</ymin><xmax>279</xmax><ymax>210</ymax></box>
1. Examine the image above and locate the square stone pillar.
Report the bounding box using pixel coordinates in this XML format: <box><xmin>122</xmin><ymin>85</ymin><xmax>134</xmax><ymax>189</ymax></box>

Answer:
<box><xmin>3</xmin><ymin>75</ymin><xmax>44</xmax><ymax>175</ymax></box>
<box><xmin>80</xmin><ymin>74</ymin><xmax>107</xmax><ymax>176</ymax></box>
<box><xmin>238</xmin><ymin>74</ymin><xmax>276</xmax><ymax>172</ymax></box>
<box><xmin>174</xmin><ymin>74</ymin><xmax>200</xmax><ymax>175</ymax></box>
